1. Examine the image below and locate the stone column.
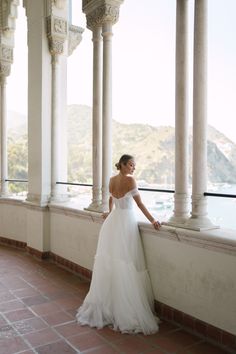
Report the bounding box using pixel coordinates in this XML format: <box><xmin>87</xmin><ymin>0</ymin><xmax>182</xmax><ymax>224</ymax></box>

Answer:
<box><xmin>86</xmin><ymin>26</ymin><xmax>103</xmax><ymax>212</ymax></box>
<box><xmin>168</xmin><ymin>0</ymin><xmax>189</xmax><ymax>225</ymax></box>
<box><xmin>101</xmin><ymin>21</ymin><xmax>113</xmax><ymax>211</ymax></box>
<box><xmin>47</xmin><ymin>15</ymin><xmax>68</xmax><ymax>202</ymax></box>
<box><xmin>51</xmin><ymin>53</ymin><xmax>61</xmax><ymax>201</ymax></box>
<box><xmin>82</xmin><ymin>0</ymin><xmax>124</xmax><ymax>212</ymax></box>
<box><xmin>23</xmin><ymin>0</ymin><xmax>52</xmax><ymax>255</ymax></box>
<box><xmin>0</xmin><ymin>75</ymin><xmax>8</xmax><ymax>196</ymax></box>
<box><xmin>24</xmin><ymin>0</ymin><xmax>52</xmax><ymax>206</ymax></box>
<box><xmin>185</xmin><ymin>0</ymin><xmax>215</xmax><ymax>230</ymax></box>
<box><xmin>0</xmin><ymin>0</ymin><xmax>19</xmax><ymax>197</ymax></box>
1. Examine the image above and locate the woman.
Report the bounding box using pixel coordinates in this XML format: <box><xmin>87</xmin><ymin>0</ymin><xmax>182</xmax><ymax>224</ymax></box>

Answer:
<box><xmin>76</xmin><ymin>154</ymin><xmax>161</xmax><ymax>335</ymax></box>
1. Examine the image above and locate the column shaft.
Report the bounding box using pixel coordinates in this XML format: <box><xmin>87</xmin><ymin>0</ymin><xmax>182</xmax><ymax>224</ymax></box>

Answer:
<box><xmin>50</xmin><ymin>54</ymin><xmax>68</xmax><ymax>202</ymax></box>
<box><xmin>169</xmin><ymin>0</ymin><xmax>189</xmax><ymax>224</ymax></box>
<box><xmin>0</xmin><ymin>77</ymin><xmax>8</xmax><ymax>196</ymax></box>
<box><xmin>86</xmin><ymin>27</ymin><xmax>103</xmax><ymax>211</ymax></box>
<box><xmin>26</xmin><ymin>1</ymin><xmax>51</xmax><ymax>206</ymax></box>
<box><xmin>102</xmin><ymin>22</ymin><xmax>113</xmax><ymax>211</ymax></box>
<box><xmin>186</xmin><ymin>0</ymin><xmax>215</xmax><ymax>230</ymax></box>
<box><xmin>51</xmin><ymin>54</ymin><xmax>60</xmax><ymax>200</ymax></box>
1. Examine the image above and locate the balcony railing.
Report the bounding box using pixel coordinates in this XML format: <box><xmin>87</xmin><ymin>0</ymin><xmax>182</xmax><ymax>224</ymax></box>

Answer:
<box><xmin>4</xmin><ymin>180</ymin><xmax>236</xmax><ymax>199</ymax></box>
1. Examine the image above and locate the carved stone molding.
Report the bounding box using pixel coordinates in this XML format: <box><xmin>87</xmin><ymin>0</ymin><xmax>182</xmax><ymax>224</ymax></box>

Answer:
<box><xmin>53</xmin><ymin>0</ymin><xmax>67</xmax><ymax>10</ymax></box>
<box><xmin>0</xmin><ymin>44</ymin><xmax>13</xmax><ymax>77</ymax></box>
<box><xmin>68</xmin><ymin>25</ymin><xmax>84</xmax><ymax>56</ymax></box>
<box><xmin>0</xmin><ymin>44</ymin><xmax>13</xmax><ymax>62</ymax></box>
<box><xmin>46</xmin><ymin>15</ymin><xmax>67</xmax><ymax>55</ymax></box>
<box><xmin>82</xmin><ymin>0</ymin><xmax>123</xmax><ymax>12</ymax></box>
<box><xmin>82</xmin><ymin>0</ymin><xmax>124</xmax><ymax>29</ymax></box>
<box><xmin>0</xmin><ymin>0</ymin><xmax>19</xmax><ymax>34</ymax></box>
<box><xmin>0</xmin><ymin>62</ymin><xmax>11</xmax><ymax>77</ymax></box>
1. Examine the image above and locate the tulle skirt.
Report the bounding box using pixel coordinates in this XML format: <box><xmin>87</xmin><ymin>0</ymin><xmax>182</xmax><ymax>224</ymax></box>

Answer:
<box><xmin>76</xmin><ymin>208</ymin><xmax>159</xmax><ymax>335</ymax></box>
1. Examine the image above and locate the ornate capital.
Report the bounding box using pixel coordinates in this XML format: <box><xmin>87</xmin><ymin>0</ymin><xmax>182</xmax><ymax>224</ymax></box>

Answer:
<box><xmin>0</xmin><ymin>43</ymin><xmax>13</xmax><ymax>77</ymax></box>
<box><xmin>0</xmin><ymin>44</ymin><xmax>13</xmax><ymax>62</ymax></box>
<box><xmin>0</xmin><ymin>0</ymin><xmax>19</xmax><ymax>34</ymax></box>
<box><xmin>82</xmin><ymin>0</ymin><xmax>124</xmax><ymax>29</ymax></box>
<box><xmin>46</xmin><ymin>15</ymin><xmax>68</xmax><ymax>55</ymax></box>
<box><xmin>68</xmin><ymin>25</ymin><xmax>84</xmax><ymax>56</ymax></box>
<box><xmin>0</xmin><ymin>62</ymin><xmax>11</xmax><ymax>77</ymax></box>
<box><xmin>53</xmin><ymin>0</ymin><xmax>67</xmax><ymax>9</ymax></box>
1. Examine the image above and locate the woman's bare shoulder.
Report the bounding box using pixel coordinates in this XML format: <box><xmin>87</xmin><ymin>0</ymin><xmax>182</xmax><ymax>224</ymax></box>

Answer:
<box><xmin>109</xmin><ymin>175</ymin><xmax>117</xmax><ymax>189</ymax></box>
<box><xmin>126</xmin><ymin>176</ymin><xmax>137</xmax><ymax>188</ymax></box>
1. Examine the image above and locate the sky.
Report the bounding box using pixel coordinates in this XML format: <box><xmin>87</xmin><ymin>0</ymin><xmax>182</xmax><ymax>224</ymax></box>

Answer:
<box><xmin>7</xmin><ymin>0</ymin><xmax>236</xmax><ymax>144</ymax></box>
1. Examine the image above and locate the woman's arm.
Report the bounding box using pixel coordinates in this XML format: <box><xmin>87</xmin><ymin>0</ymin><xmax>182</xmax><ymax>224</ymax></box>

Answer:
<box><xmin>109</xmin><ymin>195</ymin><xmax>113</xmax><ymax>213</ymax></box>
<box><xmin>133</xmin><ymin>194</ymin><xmax>161</xmax><ymax>230</ymax></box>
<box><xmin>130</xmin><ymin>177</ymin><xmax>161</xmax><ymax>230</ymax></box>
<box><xmin>102</xmin><ymin>180</ymin><xmax>114</xmax><ymax>219</ymax></box>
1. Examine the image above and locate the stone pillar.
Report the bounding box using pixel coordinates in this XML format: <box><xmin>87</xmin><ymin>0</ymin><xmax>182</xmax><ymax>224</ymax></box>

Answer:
<box><xmin>168</xmin><ymin>0</ymin><xmax>189</xmax><ymax>225</ymax></box>
<box><xmin>47</xmin><ymin>15</ymin><xmax>68</xmax><ymax>202</ymax></box>
<box><xmin>46</xmin><ymin>11</ymin><xmax>83</xmax><ymax>203</ymax></box>
<box><xmin>101</xmin><ymin>21</ymin><xmax>113</xmax><ymax>211</ymax></box>
<box><xmin>185</xmin><ymin>0</ymin><xmax>215</xmax><ymax>230</ymax></box>
<box><xmin>23</xmin><ymin>0</ymin><xmax>52</xmax><ymax>254</ymax></box>
<box><xmin>82</xmin><ymin>0</ymin><xmax>124</xmax><ymax>212</ymax></box>
<box><xmin>0</xmin><ymin>75</ymin><xmax>8</xmax><ymax>196</ymax></box>
<box><xmin>86</xmin><ymin>26</ymin><xmax>103</xmax><ymax>212</ymax></box>
<box><xmin>0</xmin><ymin>0</ymin><xmax>19</xmax><ymax>197</ymax></box>
<box><xmin>24</xmin><ymin>0</ymin><xmax>52</xmax><ymax>206</ymax></box>
<box><xmin>51</xmin><ymin>53</ymin><xmax>62</xmax><ymax>201</ymax></box>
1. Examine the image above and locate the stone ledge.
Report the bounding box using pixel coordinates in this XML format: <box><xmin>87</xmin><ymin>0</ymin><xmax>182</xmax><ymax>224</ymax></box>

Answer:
<box><xmin>139</xmin><ymin>223</ymin><xmax>236</xmax><ymax>256</ymax></box>
<box><xmin>0</xmin><ymin>196</ymin><xmax>25</xmax><ymax>206</ymax></box>
<box><xmin>49</xmin><ymin>203</ymin><xmax>104</xmax><ymax>223</ymax></box>
<box><xmin>0</xmin><ymin>197</ymin><xmax>236</xmax><ymax>256</ymax></box>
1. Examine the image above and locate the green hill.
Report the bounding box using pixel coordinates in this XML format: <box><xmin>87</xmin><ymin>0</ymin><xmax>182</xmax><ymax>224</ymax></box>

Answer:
<box><xmin>7</xmin><ymin>104</ymin><xmax>236</xmax><ymax>191</ymax></box>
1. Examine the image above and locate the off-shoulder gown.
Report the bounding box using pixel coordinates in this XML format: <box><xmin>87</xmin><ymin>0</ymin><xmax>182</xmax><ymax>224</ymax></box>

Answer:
<box><xmin>76</xmin><ymin>188</ymin><xmax>159</xmax><ymax>335</ymax></box>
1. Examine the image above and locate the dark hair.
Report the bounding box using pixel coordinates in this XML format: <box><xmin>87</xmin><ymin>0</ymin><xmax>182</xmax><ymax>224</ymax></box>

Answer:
<box><xmin>115</xmin><ymin>154</ymin><xmax>134</xmax><ymax>170</ymax></box>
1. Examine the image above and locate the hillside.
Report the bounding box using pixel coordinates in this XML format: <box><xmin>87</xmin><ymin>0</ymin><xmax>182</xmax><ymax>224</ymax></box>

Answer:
<box><xmin>7</xmin><ymin>104</ymin><xmax>236</xmax><ymax>186</ymax></box>
<box><xmin>67</xmin><ymin>105</ymin><xmax>236</xmax><ymax>184</ymax></box>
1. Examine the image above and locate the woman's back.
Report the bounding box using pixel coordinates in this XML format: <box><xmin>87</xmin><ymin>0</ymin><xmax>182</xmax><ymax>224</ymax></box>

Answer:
<box><xmin>110</xmin><ymin>174</ymin><xmax>135</xmax><ymax>199</ymax></box>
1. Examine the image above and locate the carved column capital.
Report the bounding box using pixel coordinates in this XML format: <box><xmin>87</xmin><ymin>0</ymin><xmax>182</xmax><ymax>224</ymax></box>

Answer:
<box><xmin>0</xmin><ymin>0</ymin><xmax>19</xmax><ymax>34</ymax></box>
<box><xmin>46</xmin><ymin>15</ymin><xmax>68</xmax><ymax>55</ymax></box>
<box><xmin>82</xmin><ymin>0</ymin><xmax>124</xmax><ymax>29</ymax></box>
<box><xmin>53</xmin><ymin>0</ymin><xmax>67</xmax><ymax>9</ymax></box>
<box><xmin>68</xmin><ymin>25</ymin><xmax>84</xmax><ymax>56</ymax></box>
<box><xmin>0</xmin><ymin>44</ymin><xmax>13</xmax><ymax>77</ymax></box>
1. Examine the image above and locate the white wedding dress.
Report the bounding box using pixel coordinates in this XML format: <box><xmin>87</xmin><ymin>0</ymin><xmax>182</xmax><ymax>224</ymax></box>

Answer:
<box><xmin>76</xmin><ymin>188</ymin><xmax>159</xmax><ymax>335</ymax></box>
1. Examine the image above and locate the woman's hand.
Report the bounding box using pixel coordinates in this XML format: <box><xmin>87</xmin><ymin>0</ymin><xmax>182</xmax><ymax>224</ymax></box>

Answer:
<box><xmin>102</xmin><ymin>212</ymin><xmax>110</xmax><ymax>220</ymax></box>
<box><xmin>151</xmin><ymin>220</ymin><xmax>161</xmax><ymax>230</ymax></box>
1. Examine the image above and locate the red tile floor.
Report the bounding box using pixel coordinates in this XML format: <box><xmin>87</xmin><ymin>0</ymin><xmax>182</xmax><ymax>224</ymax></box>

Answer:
<box><xmin>0</xmin><ymin>244</ymin><xmax>231</xmax><ymax>354</ymax></box>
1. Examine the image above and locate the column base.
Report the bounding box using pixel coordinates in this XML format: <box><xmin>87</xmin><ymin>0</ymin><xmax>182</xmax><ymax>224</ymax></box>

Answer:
<box><xmin>0</xmin><ymin>192</ymin><xmax>9</xmax><ymax>198</ymax></box>
<box><xmin>49</xmin><ymin>193</ymin><xmax>69</xmax><ymax>203</ymax></box>
<box><xmin>84</xmin><ymin>201</ymin><xmax>103</xmax><ymax>213</ymax></box>
<box><xmin>26</xmin><ymin>193</ymin><xmax>50</xmax><ymax>207</ymax></box>
<box><xmin>0</xmin><ymin>183</ymin><xmax>9</xmax><ymax>198</ymax></box>
<box><xmin>166</xmin><ymin>215</ymin><xmax>189</xmax><ymax>227</ymax></box>
<box><xmin>167</xmin><ymin>193</ymin><xmax>190</xmax><ymax>227</ymax></box>
<box><xmin>183</xmin><ymin>216</ymin><xmax>219</xmax><ymax>231</ymax></box>
<box><xmin>184</xmin><ymin>194</ymin><xmax>219</xmax><ymax>231</ymax></box>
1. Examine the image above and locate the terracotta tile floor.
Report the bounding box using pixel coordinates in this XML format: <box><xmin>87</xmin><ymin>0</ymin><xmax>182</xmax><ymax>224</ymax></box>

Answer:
<box><xmin>0</xmin><ymin>244</ymin><xmax>230</xmax><ymax>354</ymax></box>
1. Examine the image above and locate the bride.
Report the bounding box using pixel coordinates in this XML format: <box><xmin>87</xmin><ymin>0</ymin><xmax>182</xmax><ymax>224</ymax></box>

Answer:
<box><xmin>76</xmin><ymin>154</ymin><xmax>161</xmax><ymax>335</ymax></box>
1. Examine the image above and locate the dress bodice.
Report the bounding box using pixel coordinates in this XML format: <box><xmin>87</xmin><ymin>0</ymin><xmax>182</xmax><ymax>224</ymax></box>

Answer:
<box><xmin>111</xmin><ymin>188</ymin><xmax>139</xmax><ymax>210</ymax></box>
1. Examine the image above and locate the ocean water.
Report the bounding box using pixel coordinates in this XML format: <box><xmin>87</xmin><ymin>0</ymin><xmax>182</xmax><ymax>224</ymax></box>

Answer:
<box><xmin>139</xmin><ymin>184</ymin><xmax>236</xmax><ymax>231</ymax></box>
<box><xmin>207</xmin><ymin>184</ymin><xmax>236</xmax><ymax>230</ymax></box>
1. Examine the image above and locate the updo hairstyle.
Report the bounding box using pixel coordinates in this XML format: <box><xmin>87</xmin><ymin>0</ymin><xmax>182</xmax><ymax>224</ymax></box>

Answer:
<box><xmin>115</xmin><ymin>154</ymin><xmax>134</xmax><ymax>170</ymax></box>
